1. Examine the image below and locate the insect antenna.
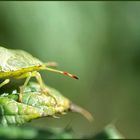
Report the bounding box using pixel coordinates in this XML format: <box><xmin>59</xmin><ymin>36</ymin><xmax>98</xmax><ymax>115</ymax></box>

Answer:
<box><xmin>45</xmin><ymin>67</ymin><xmax>79</xmax><ymax>80</ymax></box>
<box><xmin>44</xmin><ymin>62</ymin><xmax>58</xmax><ymax>67</ymax></box>
<box><xmin>69</xmin><ymin>102</ymin><xmax>94</xmax><ymax>122</ymax></box>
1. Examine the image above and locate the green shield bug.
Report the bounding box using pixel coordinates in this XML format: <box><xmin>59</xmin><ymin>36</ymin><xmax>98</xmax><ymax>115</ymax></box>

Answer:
<box><xmin>0</xmin><ymin>46</ymin><xmax>78</xmax><ymax>102</ymax></box>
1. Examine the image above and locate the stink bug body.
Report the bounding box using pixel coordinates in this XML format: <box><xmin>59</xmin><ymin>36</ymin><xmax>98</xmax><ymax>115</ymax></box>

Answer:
<box><xmin>0</xmin><ymin>46</ymin><xmax>78</xmax><ymax>101</ymax></box>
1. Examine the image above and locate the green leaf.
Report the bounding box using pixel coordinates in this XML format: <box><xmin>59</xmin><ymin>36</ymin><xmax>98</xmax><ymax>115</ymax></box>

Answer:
<box><xmin>0</xmin><ymin>96</ymin><xmax>45</xmax><ymax>126</ymax></box>
<box><xmin>0</xmin><ymin>82</ymin><xmax>70</xmax><ymax>126</ymax></box>
<box><xmin>0</xmin><ymin>82</ymin><xmax>93</xmax><ymax>126</ymax></box>
<box><xmin>90</xmin><ymin>124</ymin><xmax>124</xmax><ymax>139</ymax></box>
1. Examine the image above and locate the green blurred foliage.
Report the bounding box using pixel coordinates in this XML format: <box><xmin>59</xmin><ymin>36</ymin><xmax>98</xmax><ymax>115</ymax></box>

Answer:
<box><xmin>0</xmin><ymin>125</ymin><xmax>76</xmax><ymax>139</ymax></box>
<box><xmin>91</xmin><ymin>124</ymin><xmax>124</xmax><ymax>139</ymax></box>
<box><xmin>0</xmin><ymin>1</ymin><xmax>139</xmax><ymax>138</ymax></box>
<box><xmin>0</xmin><ymin>124</ymin><xmax>123</xmax><ymax>139</ymax></box>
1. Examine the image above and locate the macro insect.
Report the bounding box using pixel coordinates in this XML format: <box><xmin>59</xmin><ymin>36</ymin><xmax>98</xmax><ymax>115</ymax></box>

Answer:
<box><xmin>0</xmin><ymin>46</ymin><xmax>78</xmax><ymax>102</ymax></box>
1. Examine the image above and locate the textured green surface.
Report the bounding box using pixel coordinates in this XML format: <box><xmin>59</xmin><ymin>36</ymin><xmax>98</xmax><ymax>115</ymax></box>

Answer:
<box><xmin>0</xmin><ymin>46</ymin><xmax>43</xmax><ymax>73</ymax></box>
<box><xmin>0</xmin><ymin>82</ymin><xmax>70</xmax><ymax>126</ymax></box>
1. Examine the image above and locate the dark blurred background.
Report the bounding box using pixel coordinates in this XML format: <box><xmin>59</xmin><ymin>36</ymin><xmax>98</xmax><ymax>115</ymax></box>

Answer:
<box><xmin>0</xmin><ymin>1</ymin><xmax>139</xmax><ymax>139</ymax></box>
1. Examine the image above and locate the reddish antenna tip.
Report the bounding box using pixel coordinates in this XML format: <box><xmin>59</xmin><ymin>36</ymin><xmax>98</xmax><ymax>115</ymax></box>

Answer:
<box><xmin>72</xmin><ymin>75</ymin><xmax>79</xmax><ymax>80</ymax></box>
<box><xmin>63</xmin><ymin>71</ymin><xmax>79</xmax><ymax>80</ymax></box>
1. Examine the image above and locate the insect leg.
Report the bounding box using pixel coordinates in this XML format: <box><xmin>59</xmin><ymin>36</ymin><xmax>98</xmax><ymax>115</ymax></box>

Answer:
<box><xmin>0</xmin><ymin>79</ymin><xmax>10</xmax><ymax>88</ymax></box>
<box><xmin>32</xmin><ymin>71</ymin><xmax>57</xmax><ymax>105</ymax></box>
<box><xmin>16</xmin><ymin>71</ymin><xmax>57</xmax><ymax>104</ymax></box>
<box><xmin>16</xmin><ymin>72</ymin><xmax>32</xmax><ymax>102</ymax></box>
<box><xmin>17</xmin><ymin>71</ymin><xmax>46</xmax><ymax>91</ymax></box>
<box><xmin>31</xmin><ymin>71</ymin><xmax>44</xmax><ymax>89</ymax></box>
